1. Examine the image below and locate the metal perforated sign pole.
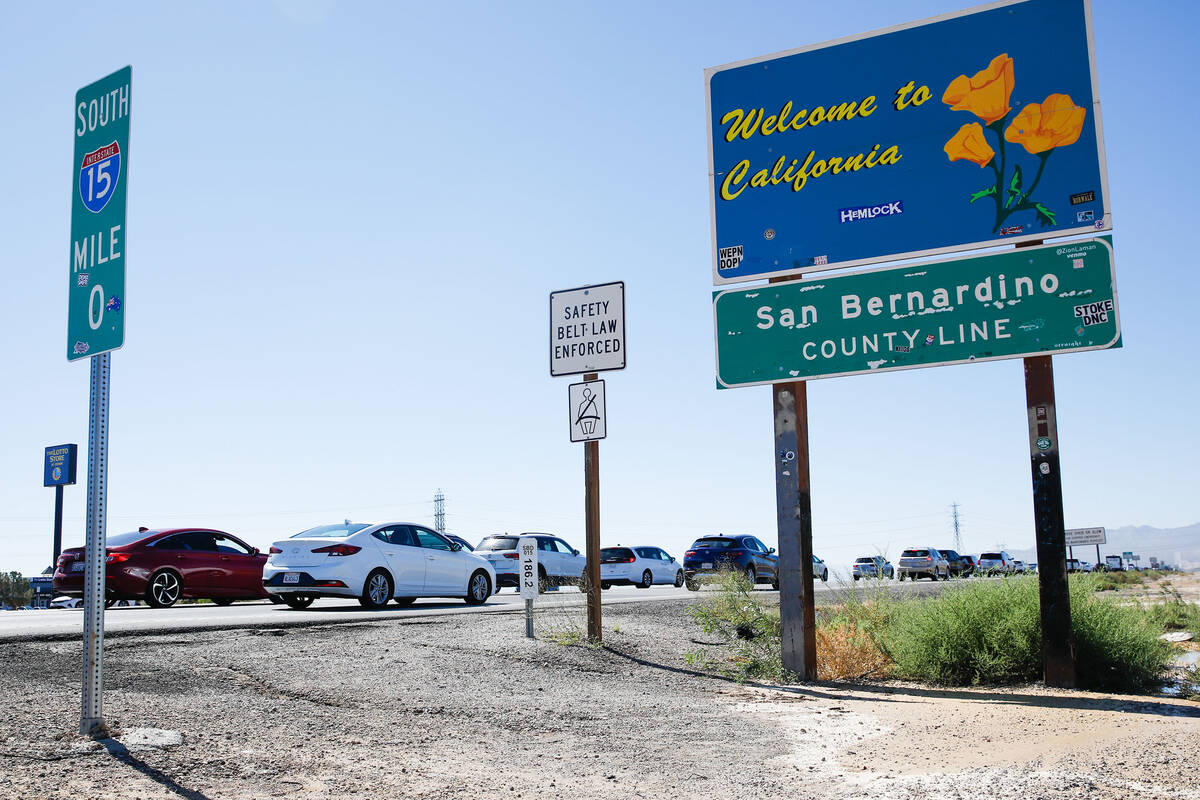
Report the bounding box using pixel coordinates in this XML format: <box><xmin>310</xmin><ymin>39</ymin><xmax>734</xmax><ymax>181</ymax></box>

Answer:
<box><xmin>80</xmin><ymin>352</ymin><xmax>111</xmax><ymax>735</ymax></box>
<box><xmin>773</xmin><ymin>380</ymin><xmax>817</xmax><ymax>680</ymax></box>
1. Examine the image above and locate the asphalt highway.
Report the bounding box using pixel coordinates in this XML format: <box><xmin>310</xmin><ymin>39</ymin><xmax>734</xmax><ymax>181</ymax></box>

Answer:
<box><xmin>0</xmin><ymin>577</ymin><xmax>955</xmax><ymax>641</ymax></box>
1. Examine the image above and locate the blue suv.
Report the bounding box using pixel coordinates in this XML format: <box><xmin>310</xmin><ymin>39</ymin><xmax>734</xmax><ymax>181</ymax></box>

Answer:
<box><xmin>683</xmin><ymin>535</ymin><xmax>778</xmax><ymax>591</ymax></box>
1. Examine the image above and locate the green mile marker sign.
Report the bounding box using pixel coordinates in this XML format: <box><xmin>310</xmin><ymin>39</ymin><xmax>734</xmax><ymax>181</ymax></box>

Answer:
<box><xmin>68</xmin><ymin>66</ymin><xmax>131</xmax><ymax>362</ymax></box>
<box><xmin>714</xmin><ymin>239</ymin><xmax>1119</xmax><ymax>388</ymax></box>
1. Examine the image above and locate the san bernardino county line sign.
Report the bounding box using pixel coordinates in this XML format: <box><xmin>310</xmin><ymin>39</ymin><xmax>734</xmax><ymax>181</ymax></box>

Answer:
<box><xmin>714</xmin><ymin>238</ymin><xmax>1118</xmax><ymax>387</ymax></box>
<box><xmin>68</xmin><ymin>66</ymin><xmax>131</xmax><ymax>362</ymax></box>
<box><xmin>706</xmin><ymin>0</ymin><xmax>1109</xmax><ymax>283</ymax></box>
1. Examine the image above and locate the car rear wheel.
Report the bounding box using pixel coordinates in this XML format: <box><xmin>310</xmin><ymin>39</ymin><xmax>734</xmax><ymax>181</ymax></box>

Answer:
<box><xmin>676</xmin><ymin>571</ymin><xmax>687</xmax><ymax>588</ymax></box>
<box><xmin>282</xmin><ymin>594</ymin><xmax>315</xmax><ymax>610</ymax></box>
<box><xmin>360</xmin><ymin>570</ymin><xmax>392</xmax><ymax>609</ymax></box>
<box><xmin>538</xmin><ymin>567</ymin><xmax>549</xmax><ymax>593</ymax></box>
<box><xmin>638</xmin><ymin>570</ymin><xmax>653</xmax><ymax>589</ymax></box>
<box><xmin>145</xmin><ymin>570</ymin><xmax>182</xmax><ymax>608</ymax></box>
<box><xmin>104</xmin><ymin>598</ymin><xmax>117</xmax><ymax>609</ymax></box>
<box><xmin>744</xmin><ymin>567</ymin><xmax>756</xmax><ymax>587</ymax></box>
<box><xmin>464</xmin><ymin>571</ymin><xmax>490</xmax><ymax>605</ymax></box>
<box><xmin>685</xmin><ymin>579</ymin><xmax>700</xmax><ymax>591</ymax></box>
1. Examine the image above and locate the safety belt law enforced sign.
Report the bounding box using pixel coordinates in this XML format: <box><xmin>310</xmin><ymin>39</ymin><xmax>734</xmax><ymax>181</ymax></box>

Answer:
<box><xmin>549</xmin><ymin>281</ymin><xmax>626</xmax><ymax>376</ymax></box>
<box><xmin>68</xmin><ymin>66</ymin><xmax>131</xmax><ymax>362</ymax></box>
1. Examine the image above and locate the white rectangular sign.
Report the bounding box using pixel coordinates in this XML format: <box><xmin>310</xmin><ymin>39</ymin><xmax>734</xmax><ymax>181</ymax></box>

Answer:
<box><xmin>569</xmin><ymin>380</ymin><xmax>606</xmax><ymax>442</ymax></box>
<box><xmin>519</xmin><ymin>536</ymin><xmax>539</xmax><ymax>600</ymax></box>
<box><xmin>550</xmin><ymin>281</ymin><xmax>626</xmax><ymax>376</ymax></box>
<box><xmin>1065</xmin><ymin>527</ymin><xmax>1106</xmax><ymax>546</ymax></box>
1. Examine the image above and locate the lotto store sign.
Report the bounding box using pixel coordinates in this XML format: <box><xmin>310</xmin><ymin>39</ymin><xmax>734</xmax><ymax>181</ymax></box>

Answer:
<box><xmin>68</xmin><ymin>66</ymin><xmax>131</xmax><ymax>361</ymax></box>
<box><xmin>705</xmin><ymin>0</ymin><xmax>1109</xmax><ymax>283</ymax></box>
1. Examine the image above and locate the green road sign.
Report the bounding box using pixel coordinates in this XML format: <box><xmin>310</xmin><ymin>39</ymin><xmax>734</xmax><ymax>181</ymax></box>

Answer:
<box><xmin>68</xmin><ymin>67</ymin><xmax>131</xmax><ymax>362</ymax></box>
<box><xmin>714</xmin><ymin>238</ymin><xmax>1119</xmax><ymax>387</ymax></box>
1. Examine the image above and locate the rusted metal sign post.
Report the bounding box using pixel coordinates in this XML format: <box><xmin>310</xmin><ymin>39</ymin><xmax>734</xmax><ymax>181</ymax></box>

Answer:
<box><xmin>550</xmin><ymin>282</ymin><xmax>625</xmax><ymax>644</ymax></box>
<box><xmin>772</xmin><ymin>381</ymin><xmax>817</xmax><ymax>679</ymax></box>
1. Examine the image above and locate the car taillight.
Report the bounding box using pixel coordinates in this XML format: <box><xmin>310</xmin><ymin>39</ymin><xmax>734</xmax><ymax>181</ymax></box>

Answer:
<box><xmin>622</xmin><ymin>556</ymin><xmax>635</xmax><ymax>563</ymax></box>
<box><xmin>925</xmin><ymin>557</ymin><xmax>932</xmax><ymax>562</ymax></box>
<box><xmin>312</xmin><ymin>544</ymin><xmax>361</xmax><ymax>557</ymax></box>
<box><xmin>725</xmin><ymin>550</ymin><xmax>745</xmax><ymax>557</ymax></box>
<box><xmin>503</xmin><ymin>552</ymin><xmax>520</xmax><ymax>559</ymax></box>
<box><xmin>685</xmin><ymin>550</ymin><xmax>696</xmax><ymax>558</ymax></box>
<box><xmin>269</xmin><ymin>546</ymin><xmax>282</xmax><ymax>554</ymax></box>
<box><xmin>106</xmin><ymin>552</ymin><xmax>131</xmax><ymax>564</ymax></box>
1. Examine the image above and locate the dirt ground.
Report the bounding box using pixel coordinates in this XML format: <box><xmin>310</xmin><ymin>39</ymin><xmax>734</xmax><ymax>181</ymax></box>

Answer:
<box><xmin>0</xmin><ymin>589</ymin><xmax>1197</xmax><ymax>800</ymax></box>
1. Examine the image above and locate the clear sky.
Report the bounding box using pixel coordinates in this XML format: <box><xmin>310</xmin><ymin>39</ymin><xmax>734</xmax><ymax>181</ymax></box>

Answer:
<box><xmin>2</xmin><ymin>0</ymin><xmax>1197</xmax><ymax>577</ymax></box>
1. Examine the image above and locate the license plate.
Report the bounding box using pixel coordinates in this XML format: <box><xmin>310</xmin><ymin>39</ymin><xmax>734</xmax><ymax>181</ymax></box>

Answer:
<box><xmin>282</xmin><ymin>573</ymin><xmax>300</xmax><ymax>584</ymax></box>
<box><xmin>71</xmin><ymin>562</ymin><xmax>86</xmax><ymax>572</ymax></box>
<box><xmin>702</xmin><ymin>562</ymin><xmax>713</xmax><ymax>570</ymax></box>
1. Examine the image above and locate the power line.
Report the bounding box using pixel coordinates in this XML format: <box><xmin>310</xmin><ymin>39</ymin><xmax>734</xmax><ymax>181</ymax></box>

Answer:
<box><xmin>951</xmin><ymin>502</ymin><xmax>962</xmax><ymax>552</ymax></box>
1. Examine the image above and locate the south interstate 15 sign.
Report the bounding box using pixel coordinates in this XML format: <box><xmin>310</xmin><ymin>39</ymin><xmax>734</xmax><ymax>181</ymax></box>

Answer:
<box><xmin>68</xmin><ymin>66</ymin><xmax>131</xmax><ymax>361</ymax></box>
<box><xmin>713</xmin><ymin>238</ymin><xmax>1119</xmax><ymax>387</ymax></box>
<box><xmin>705</xmin><ymin>0</ymin><xmax>1109</xmax><ymax>283</ymax></box>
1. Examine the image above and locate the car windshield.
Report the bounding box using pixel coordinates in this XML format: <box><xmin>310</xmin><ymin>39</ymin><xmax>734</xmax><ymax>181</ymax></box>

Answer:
<box><xmin>902</xmin><ymin>549</ymin><xmax>929</xmax><ymax>558</ymax></box>
<box><xmin>107</xmin><ymin>530</ymin><xmax>152</xmax><ymax>547</ymax></box>
<box><xmin>477</xmin><ymin>536</ymin><xmax>520</xmax><ymax>551</ymax></box>
<box><xmin>691</xmin><ymin>538</ymin><xmax>739</xmax><ymax>549</ymax></box>
<box><xmin>601</xmin><ymin>548</ymin><xmax>635</xmax><ymax>562</ymax></box>
<box><xmin>293</xmin><ymin>523</ymin><xmax>370</xmax><ymax>539</ymax></box>
<box><xmin>980</xmin><ymin>552</ymin><xmax>1002</xmax><ymax>560</ymax></box>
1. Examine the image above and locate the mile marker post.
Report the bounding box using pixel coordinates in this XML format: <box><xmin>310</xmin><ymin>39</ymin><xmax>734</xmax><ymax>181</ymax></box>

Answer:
<box><xmin>519</xmin><ymin>537</ymin><xmax>538</xmax><ymax>637</ymax></box>
<box><xmin>69</xmin><ymin>66</ymin><xmax>131</xmax><ymax>736</ymax></box>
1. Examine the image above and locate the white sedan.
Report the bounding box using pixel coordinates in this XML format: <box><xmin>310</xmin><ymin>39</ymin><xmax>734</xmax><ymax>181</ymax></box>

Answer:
<box><xmin>263</xmin><ymin>522</ymin><xmax>496</xmax><ymax>609</ymax></box>
<box><xmin>600</xmin><ymin>545</ymin><xmax>686</xmax><ymax>589</ymax></box>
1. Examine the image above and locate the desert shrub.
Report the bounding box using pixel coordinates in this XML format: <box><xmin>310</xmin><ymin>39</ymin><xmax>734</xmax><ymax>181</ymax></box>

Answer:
<box><xmin>880</xmin><ymin>575</ymin><xmax>1174</xmax><ymax>691</ymax></box>
<box><xmin>881</xmin><ymin>575</ymin><xmax>1042</xmax><ymax>685</ymax></box>
<box><xmin>1141</xmin><ymin>584</ymin><xmax>1200</xmax><ymax>633</ymax></box>
<box><xmin>1070</xmin><ymin>577</ymin><xmax>1174</xmax><ymax>691</ymax></box>
<box><xmin>687</xmin><ymin>570</ymin><xmax>785</xmax><ymax>681</ymax></box>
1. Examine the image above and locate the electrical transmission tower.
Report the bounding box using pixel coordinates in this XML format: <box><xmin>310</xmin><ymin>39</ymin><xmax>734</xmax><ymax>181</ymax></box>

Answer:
<box><xmin>434</xmin><ymin>489</ymin><xmax>445</xmax><ymax>533</ymax></box>
<box><xmin>951</xmin><ymin>502</ymin><xmax>962</xmax><ymax>553</ymax></box>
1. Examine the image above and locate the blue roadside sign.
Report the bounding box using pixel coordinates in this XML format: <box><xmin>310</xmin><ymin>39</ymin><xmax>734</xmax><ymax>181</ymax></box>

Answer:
<box><xmin>44</xmin><ymin>444</ymin><xmax>79</xmax><ymax>487</ymax></box>
<box><xmin>706</xmin><ymin>0</ymin><xmax>1109</xmax><ymax>283</ymax></box>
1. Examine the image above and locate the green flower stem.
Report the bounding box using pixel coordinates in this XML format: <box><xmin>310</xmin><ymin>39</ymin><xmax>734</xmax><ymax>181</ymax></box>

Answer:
<box><xmin>1014</xmin><ymin>151</ymin><xmax>1052</xmax><ymax>209</ymax></box>
<box><xmin>987</xmin><ymin>117</ymin><xmax>1011</xmax><ymax>232</ymax></box>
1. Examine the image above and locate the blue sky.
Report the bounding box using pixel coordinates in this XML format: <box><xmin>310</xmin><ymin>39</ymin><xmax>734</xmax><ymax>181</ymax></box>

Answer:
<box><xmin>2</xmin><ymin>0</ymin><xmax>1197</xmax><ymax>577</ymax></box>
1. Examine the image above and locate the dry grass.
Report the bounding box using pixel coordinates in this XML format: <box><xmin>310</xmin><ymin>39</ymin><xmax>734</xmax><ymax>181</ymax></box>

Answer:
<box><xmin>815</xmin><ymin>621</ymin><xmax>889</xmax><ymax>680</ymax></box>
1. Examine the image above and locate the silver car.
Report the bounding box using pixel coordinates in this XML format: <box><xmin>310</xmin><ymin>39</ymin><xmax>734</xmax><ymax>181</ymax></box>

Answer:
<box><xmin>977</xmin><ymin>551</ymin><xmax>1016</xmax><ymax>575</ymax></box>
<box><xmin>897</xmin><ymin>547</ymin><xmax>951</xmax><ymax>581</ymax></box>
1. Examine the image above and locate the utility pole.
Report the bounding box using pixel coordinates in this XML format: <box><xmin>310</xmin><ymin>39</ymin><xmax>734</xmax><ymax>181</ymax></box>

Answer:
<box><xmin>433</xmin><ymin>489</ymin><xmax>445</xmax><ymax>534</ymax></box>
<box><xmin>951</xmin><ymin>502</ymin><xmax>962</xmax><ymax>553</ymax></box>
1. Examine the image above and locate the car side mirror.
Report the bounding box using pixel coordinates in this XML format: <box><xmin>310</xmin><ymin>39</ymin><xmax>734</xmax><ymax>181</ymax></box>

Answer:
<box><xmin>251</xmin><ymin>547</ymin><xmax>259</xmax><ymax>556</ymax></box>
<box><xmin>449</xmin><ymin>543</ymin><xmax>463</xmax><ymax>552</ymax></box>
<box><xmin>573</xmin><ymin>549</ymin><xmax>580</xmax><ymax>556</ymax></box>
<box><xmin>769</xmin><ymin>547</ymin><xmax>776</xmax><ymax>554</ymax></box>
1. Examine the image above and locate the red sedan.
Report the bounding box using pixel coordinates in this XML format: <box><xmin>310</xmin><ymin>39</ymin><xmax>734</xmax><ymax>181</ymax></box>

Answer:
<box><xmin>53</xmin><ymin>527</ymin><xmax>269</xmax><ymax>608</ymax></box>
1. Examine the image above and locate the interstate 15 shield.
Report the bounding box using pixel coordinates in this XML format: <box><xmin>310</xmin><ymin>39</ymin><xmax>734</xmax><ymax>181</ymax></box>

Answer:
<box><xmin>79</xmin><ymin>141</ymin><xmax>121</xmax><ymax>213</ymax></box>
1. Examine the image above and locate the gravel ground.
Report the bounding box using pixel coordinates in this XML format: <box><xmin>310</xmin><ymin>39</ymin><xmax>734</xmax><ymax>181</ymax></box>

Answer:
<box><xmin>0</xmin><ymin>593</ymin><xmax>1197</xmax><ymax>800</ymax></box>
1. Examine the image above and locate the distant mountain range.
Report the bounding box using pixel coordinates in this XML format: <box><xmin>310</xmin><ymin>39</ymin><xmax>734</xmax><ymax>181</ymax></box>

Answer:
<box><xmin>1008</xmin><ymin>522</ymin><xmax>1200</xmax><ymax>570</ymax></box>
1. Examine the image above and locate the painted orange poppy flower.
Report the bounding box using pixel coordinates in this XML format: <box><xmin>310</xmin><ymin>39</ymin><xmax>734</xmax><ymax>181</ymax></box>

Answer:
<box><xmin>1005</xmin><ymin>94</ymin><xmax>1087</xmax><ymax>154</ymax></box>
<box><xmin>942</xmin><ymin>54</ymin><xmax>1015</xmax><ymax>124</ymax></box>
<box><xmin>944</xmin><ymin>122</ymin><xmax>995</xmax><ymax>167</ymax></box>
